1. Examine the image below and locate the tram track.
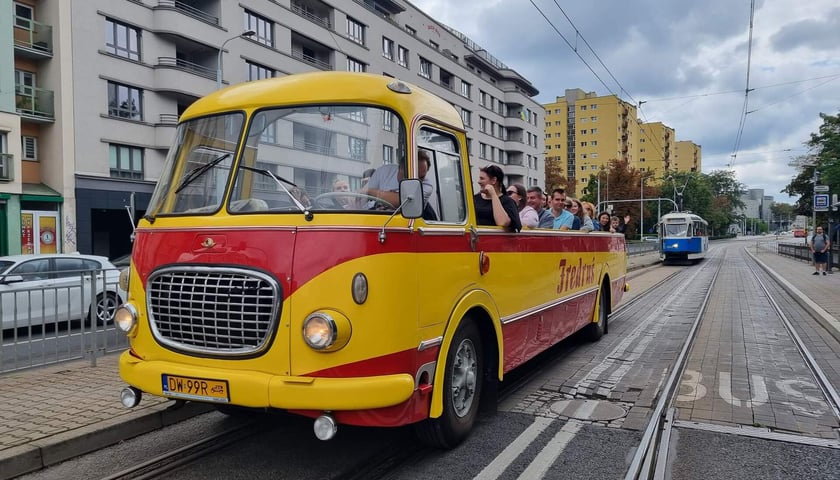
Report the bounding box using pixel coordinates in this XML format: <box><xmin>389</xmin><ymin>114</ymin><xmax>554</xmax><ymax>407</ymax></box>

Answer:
<box><xmin>625</xmin><ymin>245</ymin><xmax>840</xmax><ymax>480</ymax></box>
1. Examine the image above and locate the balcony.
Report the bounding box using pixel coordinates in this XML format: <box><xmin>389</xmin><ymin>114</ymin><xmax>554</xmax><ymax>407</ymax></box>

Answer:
<box><xmin>16</xmin><ymin>87</ymin><xmax>55</xmax><ymax>123</ymax></box>
<box><xmin>154</xmin><ymin>57</ymin><xmax>216</xmax><ymax>96</ymax></box>
<box><xmin>0</xmin><ymin>153</ymin><xmax>13</xmax><ymax>182</ymax></box>
<box><xmin>13</xmin><ymin>20</ymin><xmax>53</xmax><ymax>59</ymax></box>
<box><xmin>291</xmin><ymin>34</ymin><xmax>333</xmax><ymax>71</ymax></box>
<box><xmin>157</xmin><ymin>57</ymin><xmax>215</xmax><ymax>80</ymax></box>
<box><xmin>156</xmin><ymin>0</ymin><xmax>219</xmax><ymax>25</ymax></box>
<box><xmin>291</xmin><ymin>0</ymin><xmax>332</xmax><ymax>29</ymax></box>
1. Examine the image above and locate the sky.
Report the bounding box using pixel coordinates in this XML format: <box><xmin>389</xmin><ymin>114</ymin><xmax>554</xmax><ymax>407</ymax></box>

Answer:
<box><xmin>409</xmin><ymin>0</ymin><xmax>840</xmax><ymax>204</ymax></box>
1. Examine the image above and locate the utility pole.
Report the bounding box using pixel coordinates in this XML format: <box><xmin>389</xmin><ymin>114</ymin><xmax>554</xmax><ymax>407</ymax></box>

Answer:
<box><xmin>812</xmin><ymin>169</ymin><xmax>820</xmax><ymax>236</ymax></box>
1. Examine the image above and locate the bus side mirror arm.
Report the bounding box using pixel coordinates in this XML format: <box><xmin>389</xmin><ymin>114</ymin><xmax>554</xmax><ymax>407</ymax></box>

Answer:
<box><xmin>379</xmin><ymin>179</ymin><xmax>423</xmax><ymax>244</ymax></box>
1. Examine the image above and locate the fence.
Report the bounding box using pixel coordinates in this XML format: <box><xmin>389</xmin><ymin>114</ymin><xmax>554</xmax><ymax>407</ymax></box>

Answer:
<box><xmin>0</xmin><ymin>269</ymin><xmax>128</xmax><ymax>373</ymax></box>
<box><xmin>776</xmin><ymin>240</ymin><xmax>839</xmax><ymax>270</ymax></box>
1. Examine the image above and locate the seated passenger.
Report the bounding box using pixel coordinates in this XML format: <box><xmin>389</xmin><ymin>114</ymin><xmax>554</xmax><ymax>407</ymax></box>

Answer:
<box><xmin>361</xmin><ymin>150</ymin><xmax>434</xmax><ymax>211</ymax></box>
<box><xmin>473</xmin><ymin>165</ymin><xmax>521</xmax><ymax>231</ymax></box>
<box><xmin>332</xmin><ymin>179</ymin><xmax>352</xmax><ymax>208</ymax></box>
<box><xmin>526</xmin><ymin>186</ymin><xmax>554</xmax><ymax>228</ymax></box>
<box><xmin>506</xmin><ymin>183</ymin><xmax>538</xmax><ymax>229</ymax></box>
<box><xmin>549</xmin><ymin>188</ymin><xmax>574</xmax><ymax>230</ymax></box>
<box><xmin>594</xmin><ymin>211</ymin><xmax>611</xmax><ymax>231</ymax></box>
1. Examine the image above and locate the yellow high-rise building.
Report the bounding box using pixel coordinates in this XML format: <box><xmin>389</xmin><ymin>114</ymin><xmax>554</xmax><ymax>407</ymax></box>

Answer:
<box><xmin>674</xmin><ymin>141</ymin><xmax>702</xmax><ymax>172</ymax></box>
<box><xmin>544</xmin><ymin>89</ymin><xmax>639</xmax><ymax>192</ymax></box>
<box><xmin>544</xmin><ymin>90</ymin><xmax>701</xmax><ymax>191</ymax></box>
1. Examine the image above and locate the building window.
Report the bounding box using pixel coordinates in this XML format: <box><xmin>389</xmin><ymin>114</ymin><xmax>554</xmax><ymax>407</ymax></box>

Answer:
<box><xmin>22</xmin><ymin>136</ymin><xmax>37</xmax><ymax>160</ymax></box>
<box><xmin>247</xmin><ymin>60</ymin><xmax>273</xmax><ymax>81</ymax></box>
<box><xmin>419</xmin><ymin>57</ymin><xmax>431</xmax><ymax>78</ymax></box>
<box><xmin>591</xmin><ymin>140</ymin><xmax>598</xmax><ymax>146</ymax></box>
<box><xmin>105</xmin><ymin>18</ymin><xmax>141</xmax><ymax>61</ymax></box>
<box><xmin>347</xmin><ymin>57</ymin><xmax>366</xmax><ymax>72</ymax></box>
<box><xmin>580</xmin><ymin>105</ymin><xmax>587</xmax><ymax>111</ymax></box>
<box><xmin>439</xmin><ymin>69</ymin><xmax>453</xmax><ymax>89</ymax></box>
<box><xmin>592</xmin><ymin>153</ymin><xmax>598</xmax><ymax>158</ymax></box>
<box><xmin>405</xmin><ymin>25</ymin><xmax>416</xmax><ymax>36</ymax></box>
<box><xmin>348</xmin><ymin>137</ymin><xmax>366</xmax><ymax>160</ymax></box>
<box><xmin>109</xmin><ymin>143</ymin><xmax>143</xmax><ymax>179</ymax></box>
<box><xmin>15</xmin><ymin>2</ymin><xmax>33</xmax><ymax>29</ymax></box>
<box><xmin>461</xmin><ymin>108</ymin><xmax>472</xmax><ymax>127</ymax></box>
<box><xmin>14</xmin><ymin>69</ymin><xmax>35</xmax><ymax>96</ymax></box>
<box><xmin>591</xmin><ymin>128</ymin><xmax>598</xmax><ymax>134</ymax></box>
<box><xmin>107</xmin><ymin>82</ymin><xmax>143</xmax><ymax>121</ymax></box>
<box><xmin>591</xmin><ymin>104</ymin><xmax>597</xmax><ymax>109</ymax></box>
<box><xmin>591</xmin><ymin>116</ymin><xmax>597</xmax><ymax>121</ymax></box>
<box><xmin>383</xmin><ymin>145</ymin><xmax>394</xmax><ymax>164</ymax></box>
<box><xmin>383</xmin><ymin>111</ymin><xmax>393</xmax><ymax>131</ymax></box>
<box><xmin>397</xmin><ymin>46</ymin><xmax>409</xmax><ymax>68</ymax></box>
<box><xmin>382</xmin><ymin>37</ymin><xmax>394</xmax><ymax>60</ymax></box>
<box><xmin>254</xmin><ymin>161</ymin><xmax>276</xmax><ymax>191</ymax></box>
<box><xmin>461</xmin><ymin>81</ymin><xmax>471</xmax><ymax>99</ymax></box>
<box><xmin>244</xmin><ymin>10</ymin><xmax>274</xmax><ymax>47</ymax></box>
<box><xmin>430</xmin><ymin>40</ymin><xmax>439</xmax><ymax>50</ymax></box>
<box><xmin>346</xmin><ymin>17</ymin><xmax>366</xmax><ymax>45</ymax></box>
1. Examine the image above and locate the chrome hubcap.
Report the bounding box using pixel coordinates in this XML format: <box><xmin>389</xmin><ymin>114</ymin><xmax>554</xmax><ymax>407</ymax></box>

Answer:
<box><xmin>451</xmin><ymin>338</ymin><xmax>477</xmax><ymax>417</ymax></box>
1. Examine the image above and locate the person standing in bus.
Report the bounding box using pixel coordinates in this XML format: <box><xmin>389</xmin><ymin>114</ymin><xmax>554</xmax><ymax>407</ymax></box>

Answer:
<box><xmin>474</xmin><ymin>165</ymin><xmax>520</xmax><ymax>231</ymax></box>
<box><xmin>810</xmin><ymin>226</ymin><xmax>830</xmax><ymax>275</ymax></box>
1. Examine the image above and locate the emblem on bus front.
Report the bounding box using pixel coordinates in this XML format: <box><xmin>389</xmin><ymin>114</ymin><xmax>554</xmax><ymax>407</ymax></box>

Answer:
<box><xmin>201</xmin><ymin>238</ymin><xmax>216</xmax><ymax>249</ymax></box>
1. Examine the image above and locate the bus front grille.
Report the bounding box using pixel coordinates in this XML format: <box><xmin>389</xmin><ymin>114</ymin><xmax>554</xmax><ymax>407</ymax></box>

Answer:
<box><xmin>147</xmin><ymin>266</ymin><xmax>280</xmax><ymax>356</ymax></box>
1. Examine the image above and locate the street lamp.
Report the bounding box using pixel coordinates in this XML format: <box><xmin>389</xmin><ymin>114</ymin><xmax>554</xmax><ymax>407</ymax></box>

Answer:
<box><xmin>640</xmin><ymin>175</ymin><xmax>646</xmax><ymax>241</ymax></box>
<box><xmin>217</xmin><ymin>30</ymin><xmax>256</xmax><ymax>90</ymax></box>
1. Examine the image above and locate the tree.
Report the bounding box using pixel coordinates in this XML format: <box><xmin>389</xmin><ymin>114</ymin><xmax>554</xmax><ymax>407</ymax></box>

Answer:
<box><xmin>704</xmin><ymin>169</ymin><xmax>746</xmax><ymax>235</ymax></box>
<box><xmin>783</xmin><ymin>111</ymin><xmax>840</xmax><ymax>221</ymax></box>
<box><xmin>544</xmin><ymin>156</ymin><xmax>569</xmax><ymax>194</ymax></box>
<box><xmin>770</xmin><ymin>202</ymin><xmax>796</xmax><ymax>230</ymax></box>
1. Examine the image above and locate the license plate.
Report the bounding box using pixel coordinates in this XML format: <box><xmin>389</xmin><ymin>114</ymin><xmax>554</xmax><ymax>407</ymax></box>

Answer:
<box><xmin>162</xmin><ymin>374</ymin><xmax>230</xmax><ymax>403</ymax></box>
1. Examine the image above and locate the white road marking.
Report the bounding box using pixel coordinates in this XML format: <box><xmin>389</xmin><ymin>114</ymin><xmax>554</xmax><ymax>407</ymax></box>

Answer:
<box><xmin>719</xmin><ymin>372</ymin><xmax>768</xmax><ymax>407</ymax></box>
<box><xmin>473</xmin><ymin>417</ymin><xmax>554</xmax><ymax>480</ymax></box>
<box><xmin>516</xmin><ymin>400</ymin><xmax>598</xmax><ymax>479</ymax></box>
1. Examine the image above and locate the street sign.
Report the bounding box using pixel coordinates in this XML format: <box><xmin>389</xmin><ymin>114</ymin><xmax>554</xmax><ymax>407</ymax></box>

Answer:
<box><xmin>814</xmin><ymin>194</ymin><xmax>830</xmax><ymax>212</ymax></box>
<box><xmin>814</xmin><ymin>185</ymin><xmax>829</xmax><ymax>192</ymax></box>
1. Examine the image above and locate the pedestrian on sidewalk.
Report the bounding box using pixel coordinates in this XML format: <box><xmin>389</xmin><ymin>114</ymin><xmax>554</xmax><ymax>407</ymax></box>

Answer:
<box><xmin>810</xmin><ymin>226</ymin><xmax>830</xmax><ymax>275</ymax></box>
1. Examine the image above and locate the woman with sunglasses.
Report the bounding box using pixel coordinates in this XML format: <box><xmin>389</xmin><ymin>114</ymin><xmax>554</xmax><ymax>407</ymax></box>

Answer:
<box><xmin>507</xmin><ymin>183</ymin><xmax>539</xmax><ymax>229</ymax></box>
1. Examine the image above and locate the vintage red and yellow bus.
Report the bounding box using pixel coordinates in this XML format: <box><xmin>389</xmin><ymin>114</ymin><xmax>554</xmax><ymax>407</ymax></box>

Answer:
<box><xmin>115</xmin><ymin>72</ymin><xmax>627</xmax><ymax>448</ymax></box>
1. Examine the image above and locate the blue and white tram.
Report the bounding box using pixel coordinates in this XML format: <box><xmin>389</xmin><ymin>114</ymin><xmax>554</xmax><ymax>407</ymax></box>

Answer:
<box><xmin>658</xmin><ymin>212</ymin><xmax>709</xmax><ymax>263</ymax></box>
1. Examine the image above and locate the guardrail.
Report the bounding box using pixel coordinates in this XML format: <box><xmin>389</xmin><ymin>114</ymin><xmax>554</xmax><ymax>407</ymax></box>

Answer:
<box><xmin>777</xmin><ymin>241</ymin><xmax>839</xmax><ymax>270</ymax></box>
<box><xmin>0</xmin><ymin>270</ymin><xmax>128</xmax><ymax>373</ymax></box>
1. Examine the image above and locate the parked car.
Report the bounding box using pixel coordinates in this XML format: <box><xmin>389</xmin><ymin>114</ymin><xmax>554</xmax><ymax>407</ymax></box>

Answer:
<box><xmin>0</xmin><ymin>254</ymin><xmax>125</xmax><ymax>330</ymax></box>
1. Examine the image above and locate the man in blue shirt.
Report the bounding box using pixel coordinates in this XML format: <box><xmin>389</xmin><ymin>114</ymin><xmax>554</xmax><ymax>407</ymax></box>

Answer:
<box><xmin>549</xmin><ymin>188</ymin><xmax>574</xmax><ymax>230</ymax></box>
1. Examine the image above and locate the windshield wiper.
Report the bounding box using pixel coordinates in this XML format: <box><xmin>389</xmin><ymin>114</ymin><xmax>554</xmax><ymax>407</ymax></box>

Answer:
<box><xmin>175</xmin><ymin>153</ymin><xmax>231</xmax><ymax>194</ymax></box>
<box><xmin>238</xmin><ymin>165</ymin><xmax>308</xmax><ymax>213</ymax></box>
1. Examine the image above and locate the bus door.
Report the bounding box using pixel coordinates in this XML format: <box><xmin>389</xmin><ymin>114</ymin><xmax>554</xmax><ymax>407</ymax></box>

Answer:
<box><xmin>414</xmin><ymin>126</ymin><xmax>471</xmax><ymax>329</ymax></box>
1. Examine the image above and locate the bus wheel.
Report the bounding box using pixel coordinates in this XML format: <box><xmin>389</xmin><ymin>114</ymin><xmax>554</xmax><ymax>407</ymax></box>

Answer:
<box><xmin>586</xmin><ymin>287</ymin><xmax>608</xmax><ymax>341</ymax></box>
<box><xmin>415</xmin><ymin>319</ymin><xmax>483</xmax><ymax>449</ymax></box>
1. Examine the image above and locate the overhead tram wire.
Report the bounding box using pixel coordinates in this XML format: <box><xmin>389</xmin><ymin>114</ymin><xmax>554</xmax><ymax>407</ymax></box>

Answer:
<box><xmin>730</xmin><ymin>0</ymin><xmax>757</xmax><ymax>169</ymax></box>
<box><xmin>529</xmin><ymin>0</ymin><xmax>668</xmax><ymax>161</ymax></box>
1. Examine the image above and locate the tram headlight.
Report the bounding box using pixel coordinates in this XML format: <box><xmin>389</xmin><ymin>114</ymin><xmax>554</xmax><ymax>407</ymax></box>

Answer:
<box><xmin>115</xmin><ymin>304</ymin><xmax>138</xmax><ymax>336</ymax></box>
<box><xmin>302</xmin><ymin>310</ymin><xmax>351</xmax><ymax>352</ymax></box>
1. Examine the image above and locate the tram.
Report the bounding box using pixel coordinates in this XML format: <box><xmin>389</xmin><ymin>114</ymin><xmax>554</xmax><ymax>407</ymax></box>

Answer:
<box><xmin>658</xmin><ymin>212</ymin><xmax>709</xmax><ymax>263</ymax></box>
<box><xmin>112</xmin><ymin>72</ymin><xmax>628</xmax><ymax>448</ymax></box>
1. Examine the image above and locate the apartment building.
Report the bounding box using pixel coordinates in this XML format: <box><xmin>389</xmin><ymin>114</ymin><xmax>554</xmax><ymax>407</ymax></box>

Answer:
<box><xmin>544</xmin><ymin>89</ymin><xmax>640</xmax><ymax>190</ymax></box>
<box><xmin>673</xmin><ymin>140</ymin><xmax>702</xmax><ymax>173</ymax></box>
<box><xmin>4</xmin><ymin>0</ymin><xmax>544</xmax><ymax>258</ymax></box>
<box><xmin>543</xmin><ymin>89</ymin><xmax>700</xmax><ymax>191</ymax></box>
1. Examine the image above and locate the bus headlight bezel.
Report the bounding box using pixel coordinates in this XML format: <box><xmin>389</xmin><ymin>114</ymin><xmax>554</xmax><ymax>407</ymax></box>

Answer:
<box><xmin>302</xmin><ymin>311</ymin><xmax>351</xmax><ymax>352</ymax></box>
<box><xmin>115</xmin><ymin>303</ymin><xmax>138</xmax><ymax>336</ymax></box>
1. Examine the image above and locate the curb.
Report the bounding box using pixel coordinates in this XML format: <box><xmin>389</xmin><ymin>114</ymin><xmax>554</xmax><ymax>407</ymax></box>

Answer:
<box><xmin>0</xmin><ymin>400</ymin><xmax>213</xmax><ymax>480</ymax></box>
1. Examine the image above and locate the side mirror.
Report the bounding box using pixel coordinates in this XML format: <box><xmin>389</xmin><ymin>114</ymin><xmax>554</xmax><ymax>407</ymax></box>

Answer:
<box><xmin>1</xmin><ymin>275</ymin><xmax>25</xmax><ymax>284</ymax></box>
<box><xmin>399</xmin><ymin>179</ymin><xmax>423</xmax><ymax>219</ymax></box>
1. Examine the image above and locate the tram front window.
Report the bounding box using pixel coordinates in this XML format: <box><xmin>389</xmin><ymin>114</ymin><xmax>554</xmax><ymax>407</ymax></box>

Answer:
<box><xmin>664</xmin><ymin>223</ymin><xmax>688</xmax><ymax>237</ymax></box>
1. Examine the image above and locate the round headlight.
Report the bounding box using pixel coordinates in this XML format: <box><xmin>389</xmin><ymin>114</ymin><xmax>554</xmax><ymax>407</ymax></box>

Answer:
<box><xmin>351</xmin><ymin>273</ymin><xmax>368</xmax><ymax>304</ymax></box>
<box><xmin>119</xmin><ymin>268</ymin><xmax>130</xmax><ymax>291</ymax></box>
<box><xmin>115</xmin><ymin>304</ymin><xmax>138</xmax><ymax>335</ymax></box>
<box><xmin>303</xmin><ymin>313</ymin><xmax>336</xmax><ymax>350</ymax></box>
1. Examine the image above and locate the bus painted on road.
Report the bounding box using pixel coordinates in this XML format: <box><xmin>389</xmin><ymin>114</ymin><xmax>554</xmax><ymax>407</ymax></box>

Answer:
<box><xmin>114</xmin><ymin>72</ymin><xmax>627</xmax><ymax>448</ymax></box>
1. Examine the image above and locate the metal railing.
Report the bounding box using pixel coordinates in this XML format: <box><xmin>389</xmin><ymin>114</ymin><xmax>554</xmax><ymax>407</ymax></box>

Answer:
<box><xmin>157</xmin><ymin>56</ymin><xmax>216</xmax><ymax>80</ymax></box>
<box><xmin>156</xmin><ymin>0</ymin><xmax>219</xmax><ymax>25</ymax></box>
<box><xmin>777</xmin><ymin>241</ymin><xmax>839</xmax><ymax>269</ymax></box>
<box><xmin>291</xmin><ymin>49</ymin><xmax>332</xmax><ymax>70</ymax></box>
<box><xmin>0</xmin><ymin>269</ymin><xmax>128</xmax><ymax>373</ymax></box>
<box><xmin>290</xmin><ymin>3</ymin><xmax>332</xmax><ymax>29</ymax></box>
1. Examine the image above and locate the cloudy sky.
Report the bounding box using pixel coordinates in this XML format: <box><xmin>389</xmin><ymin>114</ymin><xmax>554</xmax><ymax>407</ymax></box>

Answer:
<box><xmin>410</xmin><ymin>0</ymin><xmax>840</xmax><ymax>203</ymax></box>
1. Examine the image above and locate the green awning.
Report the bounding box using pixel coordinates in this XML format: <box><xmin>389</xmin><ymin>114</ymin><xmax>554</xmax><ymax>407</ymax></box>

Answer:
<box><xmin>21</xmin><ymin>183</ymin><xmax>63</xmax><ymax>203</ymax></box>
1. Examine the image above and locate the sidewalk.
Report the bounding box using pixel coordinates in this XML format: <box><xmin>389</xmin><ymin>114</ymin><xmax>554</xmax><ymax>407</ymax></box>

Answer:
<box><xmin>3</xmin><ymin>250</ymin><xmax>834</xmax><ymax>479</ymax></box>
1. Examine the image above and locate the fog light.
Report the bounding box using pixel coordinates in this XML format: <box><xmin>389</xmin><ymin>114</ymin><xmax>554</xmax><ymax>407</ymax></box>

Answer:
<box><xmin>120</xmin><ymin>386</ymin><xmax>142</xmax><ymax>408</ymax></box>
<box><xmin>115</xmin><ymin>304</ymin><xmax>138</xmax><ymax>335</ymax></box>
<box><xmin>313</xmin><ymin>413</ymin><xmax>337</xmax><ymax>440</ymax></box>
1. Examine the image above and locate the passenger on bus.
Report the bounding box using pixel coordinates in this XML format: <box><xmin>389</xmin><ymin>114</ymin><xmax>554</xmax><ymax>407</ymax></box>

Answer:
<box><xmin>474</xmin><ymin>165</ymin><xmax>521</xmax><ymax>231</ymax></box>
<box><xmin>333</xmin><ymin>179</ymin><xmax>352</xmax><ymax>208</ymax></box>
<box><xmin>579</xmin><ymin>200</ymin><xmax>596</xmax><ymax>232</ymax></box>
<box><xmin>611</xmin><ymin>215</ymin><xmax>627</xmax><ymax>235</ymax></box>
<box><xmin>594</xmin><ymin>211</ymin><xmax>611</xmax><ymax>231</ymax></box>
<box><xmin>550</xmin><ymin>188</ymin><xmax>574</xmax><ymax>230</ymax></box>
<box><xmin>526</xmin><ymin>186</ymin><xmax>554</xmax><ymax>228</ymax></box>
<box><xmin>361</xmin><ymin>151</ymin><xmax>435</xmax><ymax>214</ymax></box>
<box><xmin>507</xmin><ymin>183</ymin><xmax>538</xmax><ymax>229</ymax></box>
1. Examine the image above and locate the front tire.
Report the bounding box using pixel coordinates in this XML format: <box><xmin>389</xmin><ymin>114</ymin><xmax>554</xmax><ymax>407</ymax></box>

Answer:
<box><xmin>585</xmin><ymin>286</ymin><xmax>608</xmax><ymax>341</ymax></box>
<box><xmin>415</xmin><ymin>319</ymin><xmax>483</xmax><ymax>449</ymax></box>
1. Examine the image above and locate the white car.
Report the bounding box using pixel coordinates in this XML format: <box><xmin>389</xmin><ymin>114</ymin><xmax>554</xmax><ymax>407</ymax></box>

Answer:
<box><xmin>0</xmin><ymin>254</ymin><xmax>125</xmax><ymax>330</ymax></box>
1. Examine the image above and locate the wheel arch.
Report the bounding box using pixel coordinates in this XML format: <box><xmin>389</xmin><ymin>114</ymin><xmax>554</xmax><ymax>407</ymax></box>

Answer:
<box><xmin>428</xmin><ymin>289</ymin><xmax>502</xmax><ymax>419</ymax></box>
